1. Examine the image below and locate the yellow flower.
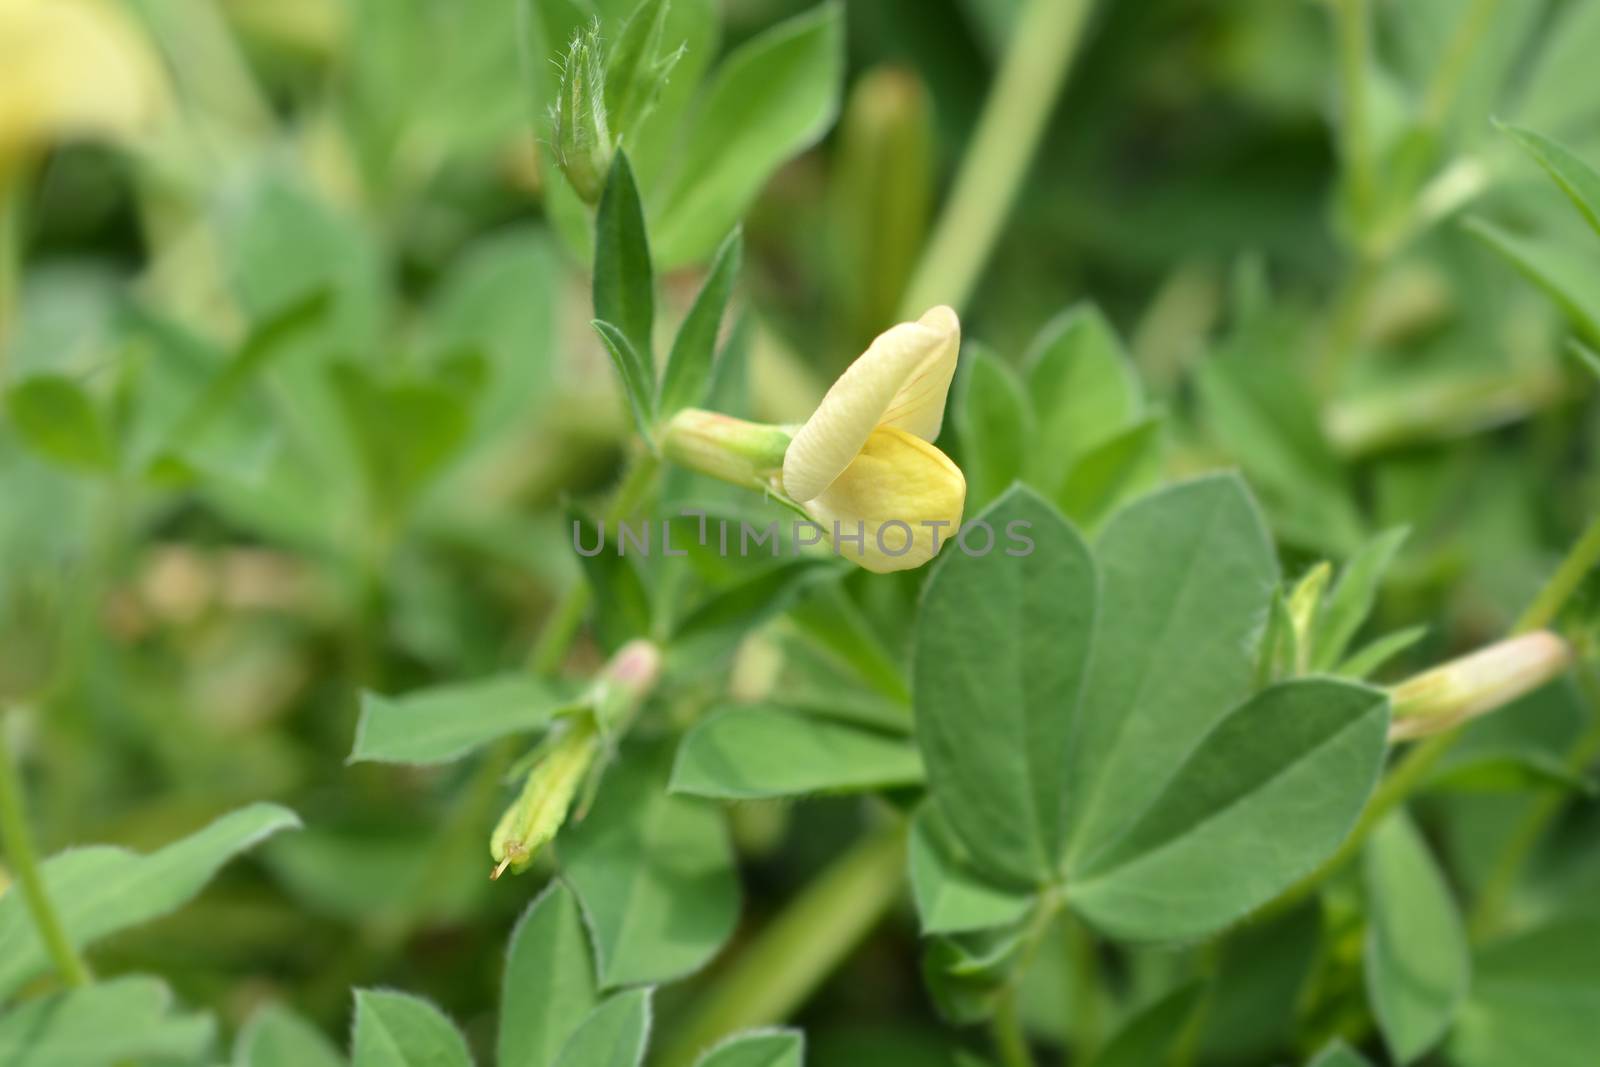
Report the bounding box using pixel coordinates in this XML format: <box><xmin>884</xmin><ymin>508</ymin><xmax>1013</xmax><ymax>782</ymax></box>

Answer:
<box><xmin>782</xmin><ymin>306</ymin><xmax>966</xmax><ymax>573</ymax></box>
<box><xmin>0</xmin><ymin>0</ymin><xmax>165</xmax><ymax>173</ymax></box>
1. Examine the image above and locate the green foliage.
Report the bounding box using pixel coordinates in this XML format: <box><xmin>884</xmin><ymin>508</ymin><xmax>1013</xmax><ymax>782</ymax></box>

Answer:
<box><xmin>671</xmin><ymin>705</ymin><xmax>922</xmax><ymax>799</ymax></box>
<box><xmin>1364</xmin><ymin>811</ymin><xmax>1471</xmax><ymax>1063</ymax></box>
<box><xmin>351</xmin><ymin>676</ymin><xmax>572</xmax><ymax>765</ymax></box>
<box><xmin>352</xmin><ymin>991</ymin><xmax>473</xmax><ymax>1067</ymax></box>
<box><xmin>0</xmin><ymin>804</ymin><xmax>300</xmax><ymax>999</ymax></box>
<box><xmin>0</xmin><ymin>977</ymin><xmax>214</xmax><ymax>1067</ymax></box>
<box><xmin>561</xmin><ymin>743</ymin><xmax>739</xmax><ymax>987</ymax></box>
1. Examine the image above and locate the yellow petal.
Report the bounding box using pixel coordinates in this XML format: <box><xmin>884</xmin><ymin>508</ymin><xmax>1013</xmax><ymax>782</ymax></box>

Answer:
<box><xmin>802</xmin><ymin>425</ymin><xmax>966</xmax><ymax>574</ymax></box>
<box><xmin>782</xmin><ymin>305</ymin><xmax>959</xmax><ymax>502</ymax></box>
<box><xmin>0</xmin><ymin>0</ymin><xmax>164</xmax><ymax>167</ymax></box>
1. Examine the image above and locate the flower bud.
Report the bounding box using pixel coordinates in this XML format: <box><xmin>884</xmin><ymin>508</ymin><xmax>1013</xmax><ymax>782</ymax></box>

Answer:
<box><xmin>1389</xmin><ymin>630</ymin><xmax>1574</xmax><ymax>741</ymax></box>
<box><xmin>591</xmin><ymin>638</ymin><xmax>663</xmax><ymax>733</ymax></box>
<box><xmin>660</xmin><ymin>408</ymin><xmax>792</xmax><ymax>492</ymax></box>
<box><xmin>490</xmin><ymin>718</ymin><xmax>599</xmax><ymax>878</ymax></box>
<box><xmin>550</xmin><ymin>23</ymin><xmax>613</xmax><ymax>205</ymax></box>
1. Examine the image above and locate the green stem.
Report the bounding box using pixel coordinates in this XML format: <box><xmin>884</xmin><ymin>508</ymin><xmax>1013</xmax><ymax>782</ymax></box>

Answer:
<box><xmin>898</xmin><ymin>0</ymin><xmax>1095</xmax><ymax>317</ymax></box>
<box><xmin>0</xmin><ymin>714</ymin><xmax>91</xmax><ymax>988</ymax></box>
<box><xmin>991</xmin><ymin>989</ymin><xmax>1037</xmax><ymax>1067</ymax></box>
<box><xmin>1468</xmin><ymin>658</ymin><xmax>1600</xmax><ymax>940</ymax></box>
<box><xmin>528</xmin><ymin>452</ymin><xmax>660</xmax><ymax>676</ymax></box>
<box><xmin>1513</xmin><ymin>514</ymin><xmax>1600</xmax><ymax>635</ymax></box>
<box><xmin>1420</xmin><ymin>0</ymin><xmax>1505</xmax><ymax>131</ymax></box>
<box><xmin>655</xmin><ymin>821</ymin><xmax>908</xmax><ymax>1067</ymax></box>
<box><xmin>1065</xmin><ymin>912</ymin><xmax>1103</xmax><ymax>1060</ymax></box>
<box><xmin>1333</xmin><ymin>0</ymin><xmax>1376</xmax><ymax>234</ymax></box>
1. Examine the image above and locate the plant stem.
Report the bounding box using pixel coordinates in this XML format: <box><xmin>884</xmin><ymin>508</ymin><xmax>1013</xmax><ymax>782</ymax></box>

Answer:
<box><xmin>0</xmin><ymin>713</ymin><xmax>91</xmax><ymax>988</ymax></box>
<box><xmin>1065</xmin><ymin>912</ymin><xmax>1103</xmax><ymax>1060</ymax></box>
<box><xmin>1468</xmin><ymin>658</ymin><xmax>1600</xmax><ymax>940</ymax></box>
<box><xmin>655</xmin><ymin>821</ymin><xmax>908</xmax><ymax>1067</ymax></box>
<box><xmin>1420</xmin><ymin>0</ymin><xmax>1505</xmax><ymax>131</ymax></box>
<box><xmin>1332</xmin><ymin>0</ymin><xmax>1376</xmax><ymax>234</ymax></box>
<box><xmin>898</xmin><ymin>0</ymin><xmax>1095</xmax><ymax>317</ymax></box>
<box><xmin>1513</xmin><ymin>514</ymin><xmax>1600</xmax><ymax>635</ymax></box>
<box><xmin>991</xmin><ymin>989</ymin><xmax>1037</xmax><ymax>1067</ymax></box>
<box><xmin>527</xmin><ymin>452</ymin><xmax>660</xmax><ymax>676</ymax></box>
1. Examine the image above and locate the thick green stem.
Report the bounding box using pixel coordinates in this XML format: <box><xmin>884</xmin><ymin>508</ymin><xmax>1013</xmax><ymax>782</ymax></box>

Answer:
<box><xmin>0</xmin><ymin>715</ymin><xmax>91</xmax><ymax>988</ymax></box>
<box><xmin>655</xmin><ymin>821</ymin><xmax>908</xmax><ymax>1067</ymax></box>
<box><xmin>898</xmin><ymin>0</ymin><xmax>1094</xmax><ymax>317</ymax></box>
<box><xmin>1469</xmin><ymin>658</ymin><xmax>1600</xmax><ymax>940</ymax></box>
<box><xmin>528</xmin><ymin>452</ymin><xmax>660</xmax><ymax>676</ymax></box>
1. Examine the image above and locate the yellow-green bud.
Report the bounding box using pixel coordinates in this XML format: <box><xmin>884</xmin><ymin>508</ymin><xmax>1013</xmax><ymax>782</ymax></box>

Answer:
<box><xmin>660</xmin><ymin>408</ymin><xmax>793</xmax><ymax>494</ymax></box>
<box><xmin>1389</xmin><ymin>630</ymin><xmax>1574</xmax><ymax>741</ymax></box>
<box><xmin>490</xmin><ymin>718</ymin><xmax>599</xmax><ymax>878</ymax></box>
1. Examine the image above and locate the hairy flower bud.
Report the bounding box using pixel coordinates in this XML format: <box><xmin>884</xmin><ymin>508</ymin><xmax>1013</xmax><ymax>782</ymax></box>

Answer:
<box><xmin>490</xmin><ymin>718</ymin><xmax>599</xmax><ymax>878</ymax></box>
<box><xmin>550</xmin><ymin>23</ymin><xmax>613</xmax><ymax>205</ymax></box>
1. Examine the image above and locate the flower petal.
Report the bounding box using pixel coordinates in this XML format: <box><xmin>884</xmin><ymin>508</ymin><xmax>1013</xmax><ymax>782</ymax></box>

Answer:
<box><xmin>0</xmin><ymin>0</ymin><xmax>164</xmax><ymax>165</ymax></box>
<box><xmin>782</xmin><ymin>305</ymin><xmax>959</xmax><ymax>502</ymax></box>
<box><xmin>802</xmin><ymin>426</ymin><xmax>966</xmax><ymax>574</ymax></box>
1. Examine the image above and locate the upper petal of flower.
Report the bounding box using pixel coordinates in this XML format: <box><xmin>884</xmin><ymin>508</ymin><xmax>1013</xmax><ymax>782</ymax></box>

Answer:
<box><xmin>782</xmin><ymin>305</ymin><xmax>959</xmax><ymax>503</ymax></box>
<box><xmin>801</xmin><ymin>425</ymin><xmax>966</xmax><ymax>574</ymax></box>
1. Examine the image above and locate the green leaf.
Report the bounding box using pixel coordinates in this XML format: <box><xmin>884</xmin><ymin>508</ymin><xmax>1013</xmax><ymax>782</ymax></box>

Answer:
<box><xmin>1312</xmin><ymin>527</ymin><xmax>1410</xmax><ymax>671</ymax></box>
<box><xmin>913</xmin><ymin>486</ymin><xmax>1097</xmax><ymax>885</ymax></box>
<box><xmin>1338</xmin><ymin>626</ymin><xmax>1428</xmax><ymax>680</ymax></box>
<box><xmin>1467</xmin><ymin>219</ymin><xmax>1600</xmax><ymax>346</ymax></box>
<box><xmin>605</xmin><ymin>0</ymin><xmax>674</xmax><ymax>139</ymax></box>
<box><xmin>1084</xmin><ymin>982</ymin><xmax>1204</xmax><ymax>1067</ymax></box>
<box><xmin>0</xmin><ymin>803</ymin><xmax>301</xmax><ymax>998</ymax></box>
<box><xmin>1055</xmin><ymin>415</ymin><xmax>1164</xmax><ymax>531</ymax></box>
<box><xmin>654</xmin><ymin>3</ymin><xmax>844</xmax><ymax>266</ymax></box>
<box><xmin>329</xmin><ymin>362</ymin><xmax>477</xmax><ymax>518</ymax></box>
<box><xmin>237</xmin><ymin>1003</ymin><xmax>346</xmax><ymax>1067</ymax></box>
<box><xmin>658</xmin><ymin>228</ymin><xmax>743</xmax><ymax>416</ymax></box>
<box><xmin>351</xmin><ymin>675</ymin><xmax>570</xmax><ymax>765</ymax></box>
<box><xmin>1023</xmin><ymin>305</ymin><xmax>1141</xmax><ymax>493</ymax></box>
<box><xmin>0</xmin><ymin>976</ymin><xmax>214</xmax><ymax>1067</ymax></box>
<box><xmin>1199</xmin><ymin>901</ymin><xmax>1322</xmax><ymax>1062</ymax></box>
<box><xmin>562</xmin><ymin>742</ymin><xmax>739</xmax><ymax>987</ymax></box>
<box><xmin>1449</xmin><ymin>917</ymin><xmax>1600</xmax><ymax>1067</ymax></box>
<box><xmin>1502</xmin><ymin>124</ymin><xmax>1600</xmax><ymax>237</ymax></box>
<box><xmin>670</xmin><ymin>559</ymin><xmax>836</xmax><ymax>662</ymax></box>
<box><xmin>553</xmin><ymin>989</ymin><xmax>652</xmax><ymax>1067</ymax></box>
<box><xmin>1364</xmin><ymin>811</ymin><xmax>1470</xmax><ymax>1063</ymax></box>
<box><xmin>594</xmin><ymin>153</ymin><xmax>656</xmax><ymax>369</ymax></box>
<box><xmin>592</xmin><ymin>321</ymin><xmax>659</xmax><ymax>443</ymax></box>
<box><xmin>1307</xmin><ymin>1042</ymin><xmax>1376</xmax><ymax>1067</ymax></box>
<box><xmin>1067</xmin><ymin>679</ymin><xmax>1389</xmax><ymax>942</ymax></box>
<box><xmin>1195</xmin><ymin>333</ymin><xmax>1362</xmax><ymax>554</ymax></box>
<box><xmin>693</xmin><ymin>1030</ymin><xmax>804</xmax><ymax>1067</ymax></box>
<box><xmin>500</xmin><ymin>883</ymin><xmax>600</xmax><ymax>1067</ymax></box>
<box><xmin>907</xmin><ymin>806</ymin><xmax>1035</xmax><ymax>935</ymax></box>
<box><xmin>4</xmin><ymin>375</ymin><xmax>117</xmax><ymax>473</ymax></box>
<box><xmin>1572</xmin><ymin>340</ymin><xmax>1600</xmax><ymax>382</ymax></box>
<box><xmin>352</xmin><ymin>990</ymin><xmax>472</xmax><ymax>1067</ymax></box>
<box><xmin>1065</xmin><ymin>474</ymin><xmax>1278</xmax><ymax>868</ymax></box>
<box><xmin>671</xmin><ymin>705</ymin><xmax>923</xmax><ymax>799</ymax></box>
<box><xmin>953</xmin><ymin>347</ymin><xmax>1032</xmax><ymax>512</ymax></box>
